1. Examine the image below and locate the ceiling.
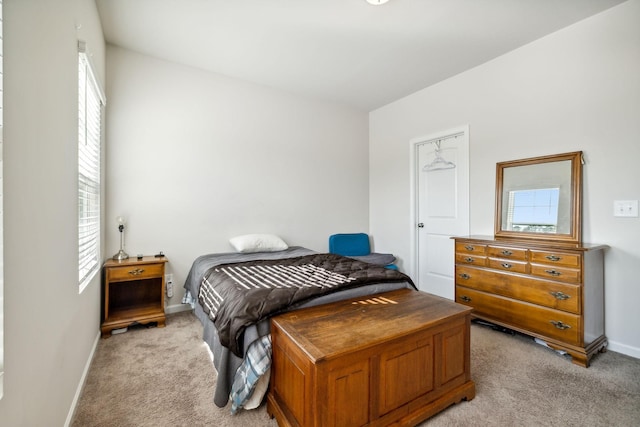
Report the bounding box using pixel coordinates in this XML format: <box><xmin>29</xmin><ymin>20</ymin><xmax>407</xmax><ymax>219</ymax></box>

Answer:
<box><xmin>96</xmin><ymin>0</ymin><xmax>625</xmax><ymax>111</ymax></box>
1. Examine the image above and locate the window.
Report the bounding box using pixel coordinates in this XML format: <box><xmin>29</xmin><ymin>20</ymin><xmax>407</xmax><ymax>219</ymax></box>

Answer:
<box><xmin>506</xmin><ymin>188</ymin><xmax>560</xmax><ymax>234</ymax></box>
<box><xmin>78</xmin><ymin>42</ymin><xmax>105</xmax><ymax>292</ymax></box>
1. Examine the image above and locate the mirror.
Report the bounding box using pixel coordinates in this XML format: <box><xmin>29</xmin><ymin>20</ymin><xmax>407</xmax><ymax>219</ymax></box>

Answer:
<box><xmin>495</xmin><ymin>151</ymin><xmax>582</xmax><ymax>244</ymax></box>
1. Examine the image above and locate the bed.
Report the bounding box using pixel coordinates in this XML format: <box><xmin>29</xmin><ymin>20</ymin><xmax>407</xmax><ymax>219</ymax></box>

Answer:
<box><xmin>182</xmin><ymin>240</ymin><xmax>416</xmax><ymax>413</ymax></box>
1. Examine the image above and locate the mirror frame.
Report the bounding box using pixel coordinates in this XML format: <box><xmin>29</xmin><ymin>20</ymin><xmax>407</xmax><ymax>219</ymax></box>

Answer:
<box><xmin>495</xmin><ymin>151</ymin><xmax>583</xmax><ymax>244</ymax></box>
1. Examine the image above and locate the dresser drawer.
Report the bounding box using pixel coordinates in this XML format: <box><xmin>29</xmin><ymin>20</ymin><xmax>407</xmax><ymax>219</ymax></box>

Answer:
<box><xmin>487</xmin><ymin>258</ymin><xmax>528</xmax><ymax>274</ymax></box>
<box><xmin>455</xmin><ymin>266</ymin><xmax>580</xmax><ymax>313</ymax></box>
<box><xmin>455</xmin><ymin>253</ymin><xmax>486</xmax><ymax>266</ymax></box>
<box><xmin>529</xmin><ymin>250</ymin><xmax>581</xmax><ymax>268</ymax></box>
<box><xmin>106</xmin><ymin>263</ymin><xmax>164</xmax><ymax>282</ymax></box>
<box><xmin>530</xmin><ymin>264</ymin><xmax>581</xmax><ymax>284</ymax></box>
<box><xmin>487</xmin><ymin>245</ymin><xmax>528</xmax><ymax>261</ymax></box>
<box><xmin>455</xmin><ymin>287</ymin><xmax>581</xmax><ymax>346</ymax></box>
<box><xmin>455</xmin><ymin>242</ymin><xmax>487</xmax><ymax>255</ymax></box>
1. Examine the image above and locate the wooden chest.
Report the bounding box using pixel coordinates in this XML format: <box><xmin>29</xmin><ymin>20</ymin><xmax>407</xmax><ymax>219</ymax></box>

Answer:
<box><xmin>453</xmin><ymin>236</ymin><xmax>607</xmax><ymax>367</ymax></box>
<box><xmin>267</xmin><ymin>289</ymin><xmax>475</xmax><ymax>427</ymax></box>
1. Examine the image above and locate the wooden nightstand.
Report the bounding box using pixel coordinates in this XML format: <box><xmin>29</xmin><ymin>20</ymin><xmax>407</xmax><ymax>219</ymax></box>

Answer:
<box><xmin>101</xmin><ymin>256</ymin><xmax>168</xmax><ymax>338</ymax></box>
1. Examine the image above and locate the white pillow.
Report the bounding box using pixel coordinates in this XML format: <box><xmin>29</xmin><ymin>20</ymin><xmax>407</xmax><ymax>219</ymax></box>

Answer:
<box><xmin>229</xmin><ymin>234</ymin><xmax>288</xmax><ymax>253</ymax></box>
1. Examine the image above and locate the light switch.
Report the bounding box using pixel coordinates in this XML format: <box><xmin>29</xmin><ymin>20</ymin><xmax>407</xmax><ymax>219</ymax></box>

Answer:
<box><xmin>613</xmin><ymin>200</ymin><xmax>639</xmax><ymax>217</ymax></box>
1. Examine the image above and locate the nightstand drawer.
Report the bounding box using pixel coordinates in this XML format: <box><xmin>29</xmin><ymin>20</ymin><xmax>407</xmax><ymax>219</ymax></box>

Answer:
<box><xmin>106</xmin><ymin>263</ymin><xmax>164</xmax><ymax>282</ymax></box>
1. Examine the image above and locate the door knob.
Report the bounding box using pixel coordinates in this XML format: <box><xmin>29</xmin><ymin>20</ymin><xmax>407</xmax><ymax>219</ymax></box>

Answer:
<box><xmin>417</xmin><ymin>223</ymin><xmax>424</xmax><ymax>228</ymax></box>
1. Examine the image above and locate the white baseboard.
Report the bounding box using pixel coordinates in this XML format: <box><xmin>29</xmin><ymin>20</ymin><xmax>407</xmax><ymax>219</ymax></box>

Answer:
<box><xmin>607</xmin><ymin>339</ymin><xmax>640</xmax><ymax>360</ymax></box>
<box><xmin>65</xmin><ymin>330</ymin><xmax>101</xmax><ymax>427</ymax></box>
<box><xmin>165</xmin><ymin>303</ymin><xmax>193</xmax><ymax>315</ymax></box>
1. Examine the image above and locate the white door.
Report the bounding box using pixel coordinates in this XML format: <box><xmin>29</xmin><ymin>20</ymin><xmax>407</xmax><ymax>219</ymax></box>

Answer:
<box><xmin>411</xmin><ymin>128</ymin><xmax>469</xmax><ymax>299</ymax></box>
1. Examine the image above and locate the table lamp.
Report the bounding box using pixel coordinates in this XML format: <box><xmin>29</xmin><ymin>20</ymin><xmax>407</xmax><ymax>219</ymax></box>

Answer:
<box><xmin>112</xmin><ymin>216</ymin><xmax>129</xmax><ymax>261</ymax></box>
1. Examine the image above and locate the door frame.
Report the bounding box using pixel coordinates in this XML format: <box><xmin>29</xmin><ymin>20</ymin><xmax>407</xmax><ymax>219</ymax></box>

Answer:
<box><xmin>408</xmin><ymin>125</ymin><xmax>470</xmax><ymax>284</ymax></box>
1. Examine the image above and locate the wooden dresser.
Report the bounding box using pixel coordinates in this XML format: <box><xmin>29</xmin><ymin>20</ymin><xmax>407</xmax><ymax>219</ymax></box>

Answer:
<box><xmin>453</xmin><ymin>236</ymin><xmax>607</xmax><ymax>367</ymax></box>
<box><xmin>267</xmin><ymin>289</ymin><xmax>475</xmax><ymax>427</ymax></box>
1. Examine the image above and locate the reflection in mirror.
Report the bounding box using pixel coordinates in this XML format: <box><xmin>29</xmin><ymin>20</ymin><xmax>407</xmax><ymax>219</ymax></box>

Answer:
<box><xmin>495</xmin><ymin>152</ymin><xmax>582</xmax><ymax>244</ymax></box>
<box><xmin>506</xmin><ymin>187</ymin><xmax>560</xmax><ymax>233</ymax></box>
<box><xmin>501</xmin><ymin>160</ymin><xmax>572</xmax><ymax>234</ymax></box>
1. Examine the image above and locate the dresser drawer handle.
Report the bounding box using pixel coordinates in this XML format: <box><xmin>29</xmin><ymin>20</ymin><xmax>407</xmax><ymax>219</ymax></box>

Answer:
<box><xmin>550</xmin><ymin>291</ymin><xmax>570</xmax><ymax>300</ymax></box>
<box><xmin>464</xmin><ymin>245</ymin><xmax>475</xmax><ymax>251</ymax></box>
<box><xmin>464</xmin><ymin>257</ymin><xmax>474</xmax><ymax>263</ymax></box>
<box><xmin>459</xmin><ymin>273</ymin><xmax>471</xmax><ymax>280</ymax></box>
<box><xmin>550</xmin><ymin>320</ymin><xmax>572</xmax><ymax>330</ymax></box>
<box><xmin>128</xmin><ymin>268</ymin><xmax>145</xmax><ymax>276</ymax></box>
<box><xmin>501</xmin><ymin>250</ymin><xmax>513</xmax><ymax>256</ymax></box>
<box><xmin>460</xmin><ymin>296</ymin><xmax>472</xmax><ymax>302</ymax></box>
<box><xmin>501</xmin><ymin>263</ymin><xmax>512</xmax><ymax>269</ymax></box>
<box><xmin>546</xmin><ymin>255</ymin><xmax>562</xmax><ymax>262</ymax></box>
<box><xmin>544</xmin><ymin>269</ymin><xmax>561</xmax><ymax>276</ymax></box>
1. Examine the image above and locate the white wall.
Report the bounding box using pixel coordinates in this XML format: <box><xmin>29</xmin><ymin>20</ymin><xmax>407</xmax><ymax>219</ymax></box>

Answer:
<box><xmin>105</xmin><ymin>46</ymin><xmax>370</xmax><ymax>310</ymax></box>
<box><xmin>369</xmin><ymin>0</ymin><xmax>640</xmax><ymax>358</ymax></box>
<box><xmin>1</xmin><ymin>0</ymin><xmax>105</xmax><ymax>425</ymax></box>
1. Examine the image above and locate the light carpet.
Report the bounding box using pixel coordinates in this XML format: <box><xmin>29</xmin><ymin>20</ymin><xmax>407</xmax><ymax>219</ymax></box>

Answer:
<box><xmin>71</xmin><ymin>311</ymin><xmax>640</xmax><ymax>426</ymax></box>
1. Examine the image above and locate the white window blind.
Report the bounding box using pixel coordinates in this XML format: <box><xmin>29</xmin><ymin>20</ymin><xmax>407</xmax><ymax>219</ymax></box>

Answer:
<box><xmin>78</xmin><ymin>43</ymin><xmax>105</xmax><ymax>292</ymax></box>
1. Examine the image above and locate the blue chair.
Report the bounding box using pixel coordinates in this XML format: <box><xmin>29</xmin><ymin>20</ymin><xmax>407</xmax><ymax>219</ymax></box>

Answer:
<box><xmin>328</xmin><ymin>233</ymin><xmax>398</xmax><ymax>270</ymax></box>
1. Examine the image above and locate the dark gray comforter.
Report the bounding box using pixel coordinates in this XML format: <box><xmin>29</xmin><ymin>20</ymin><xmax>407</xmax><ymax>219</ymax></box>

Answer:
<box><xmin>198</xmin><ymin>253</ymin><xmax>414</xmax><ymax>357</ymax></box>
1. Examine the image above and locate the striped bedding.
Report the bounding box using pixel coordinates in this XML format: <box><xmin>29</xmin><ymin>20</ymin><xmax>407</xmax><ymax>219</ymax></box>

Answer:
<box><xmin>198</xmin><ymin>253</ymin><xmax>413</xmax><ymax>358</ymax></box>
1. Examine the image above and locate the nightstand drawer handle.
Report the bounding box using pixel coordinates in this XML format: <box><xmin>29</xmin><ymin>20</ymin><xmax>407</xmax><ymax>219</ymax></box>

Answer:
<box><xmin>501</xmin><ymin>263</ymin><xmax>512</xmax><ymax>269</ymax></box>
<box><xmin>460</xmin><ymin>296</ymin><xmax>472</xmax><ymax>302</ymax></box>
<box><xmin>501</xmin><ymin>250</ymin><xmax>513</xmax><ymax>256</ymax></box>
<box><xmin>464</xmin><ymin>257</ymin><xmax>474</xmax><ymax>263</ymax></box>
<box><xmin>546</xmin><ymin>255</ymin><xmax>562</xmax><ymax>262</ymax></box>
<box><xmin>550</xmin><ymin>291</ymin><xmax>570</xmax><ymax>300</ymax></box>
<box><xmin>545</xmin><ymin>269</ymin><xmax>561</xmax><ymax>276</ymax></box>
<box><xmin>129</xmin><ymin>268</ymin><xmax>145</xmax><ymax>276</ymax></box>
<box><xmin>464</xmin><ymin>245</ymin><xmax>475</xmax><ymax>251</ymax></box>
<box><xmin>459</xmin><ymin>273</ymin><xmax>471</xmax><ymax>280</ymax></box>
<box><xmin>550</xmin><ymin>320</ymin><xmax>571</xmax><ymax>330</ymax></box>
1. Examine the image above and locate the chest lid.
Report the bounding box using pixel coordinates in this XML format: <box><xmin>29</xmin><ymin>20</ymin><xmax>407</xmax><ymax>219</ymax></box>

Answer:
<box><xmin>272</xmin><ymin>288</ymin><xmax>471</xmax><ymax>362</ymax></box>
